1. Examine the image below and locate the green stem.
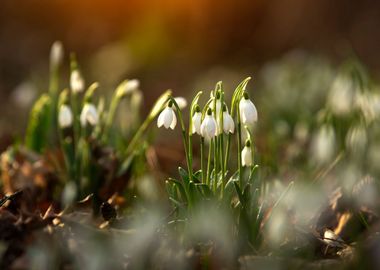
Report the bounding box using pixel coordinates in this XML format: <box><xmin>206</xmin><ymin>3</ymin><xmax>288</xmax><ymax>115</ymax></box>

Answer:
<box><xmin>201</xmin><ymin>137</ymin><xmax>205</xmax><ymax>183</ymax></box>
<box><xmin>214</xmin><ymin>136</ymin><xmax>218</xmax><ymax>193</ymax></box>
<box><xmin>170</xmin><ymin>97</ymin><xmax>192</xmax><ymax>182</ymax></box>
<box><xmin>102</xmin><ymin>94</ymin><xmax>121</xmax><ymax>142</ymax></box>
<box><xmin>237</xmin><ymin>109</ymin><xmax>243</xmax><ymax>187</ymax></box>
<box><xmin>220</xmin><ymin>134</ymin><xmax>225</xmax><ymax>198</ymax></box>
<box><xmin>206</xmin><ymin>140</ymin><xmax>213</xmax><ymax>186</ymax></box>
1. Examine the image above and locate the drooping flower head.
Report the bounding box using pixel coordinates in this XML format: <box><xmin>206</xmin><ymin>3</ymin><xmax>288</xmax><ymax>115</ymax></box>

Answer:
<box><xmin>157</xmin><ymin>100</ymin><xmax>177</xmax><ymax>130</ymax></box>
<box><xmin>200</xmin><ymin>108</ymin><xmax>217</xmax><ymax>140</ymax></box>
<box><xmin>222</xmin><ymin>105</ymin><xmax>235</xmax><ymax>134</ymax></box>
<box><xmin>241</xmin><ymin>139</ymin><xmax>253</xmax><ymax>167</ymax></box>
<box><xmin>191</xmin><ymin>104</ymin><xmax>202</xmax><ymax>135</ymax></box>
<box><xmin>70</xmin><ymin>69</ymin><xmax>85</xmax><ymax>94</ymax></box>
<box><xmin>50</xmin><ymin>41</ymin><xmax>64</xmax><ymax>69</ymax></box>
<box><xmin>58</xmin><ymin>104</ymin><xmax>73</xmax><ymax>128</ymax></box>
<box><xmin>80</xmin><ymin>103</ymin><xmax>99</xmax><ymax>127</ymax></box>
<box><xmin>239</xmin><ymin>92</ymin><xmax>258</xmax><ymax>125</ymax></box>
<box><xmin>174</xmin><ymin>97</ymin><xmax>187</xmax><ymax>110</ymax></box>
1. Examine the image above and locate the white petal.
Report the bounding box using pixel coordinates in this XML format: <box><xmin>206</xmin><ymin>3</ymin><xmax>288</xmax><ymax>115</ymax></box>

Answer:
<box><xmin>174</xmin><ymin>97</ymin><xmax>187</xmax><ymax>110</ymax></box>
<box><xmin>157</xmin><ymin>111</ymin><xmax>165</xmax><ymax>128</ymax></box>
<box><xmin>50</xmin><ymin>41</ymin><xmax>64</xmax><ymax>67</ymax></box>
<box><xmin>58</xmin><ymin>105</ymin><xmax>73</xmax><ymax>128</ymax></box>
<box><xmin>201</xmin><ymin>115</ymin><xmax>217</xmax><ymax>140</ymax></box>
<box><xmin>223</xmin><ymin>112</ymin><xmax>234</xmax><ymax>134</ymax></box>
<box><xmin>80</xmin><ymin>103</ymin><xmax>98</xmax><ymax>127</ymax></box>
<box><xmin>124</xmin><ymin>79</ymin><xmax>140</xmax><ymax>94</ymax></box>
<box><xmin>241</xmin><ymin>146</ymin><xmax>252</xmax><ymax>167</ymax></box>
<box><xmin>70</xmin><ymin>70</ymin><xmax>84</xmax><ymax>93</ymax></box>
<box><xmin>239</xmin><ymin>98</ymin><xmax>258</xmax><ymax>125</ymax></box>
<box><xmin>192</xmin><ymin>112</ymin><xmax>202</xmax><ymax>135</ymax></box>
<box><xmin>170</xmin><ymin>109</ymin><xmax>177</xmax><ymax>129</ymax></box>
<box><xmin>157</xmin><ymin>107</ymin><xmax>174</xmax><ymax>129</ymax></box>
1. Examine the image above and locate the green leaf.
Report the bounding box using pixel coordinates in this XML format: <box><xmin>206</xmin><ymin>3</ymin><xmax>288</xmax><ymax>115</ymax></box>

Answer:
<box><xmin>167</xmin><ymin>178</ymin><xmax>187</xmax><ymax>203</ymax></box>
<box><xmin>25</xmin><ymin>94</ymin><xmax>52</xmax><ymax>153</ymax></box>
<box><xmin>178</xmin><ymin>167</ymin><xmax>190</xmax><ymax>184</ymax></box>
<box><xmin>195</xmin><ymin>183</ymin><xmax>213</xmax><ymax>198</ymax></box>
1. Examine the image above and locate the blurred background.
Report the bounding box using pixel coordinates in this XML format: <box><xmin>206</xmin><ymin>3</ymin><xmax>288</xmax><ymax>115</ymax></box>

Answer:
<box><xmin>0</xmin><ymin>0</ymin><xmax>380</xmax><ymax>140</ymax></box>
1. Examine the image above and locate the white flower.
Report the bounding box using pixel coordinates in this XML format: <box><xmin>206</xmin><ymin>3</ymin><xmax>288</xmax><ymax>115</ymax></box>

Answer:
<box><xmin>241</xmin><ymin>141</ymin><xmax>253</xmax><ymax>167</ymax></box>
<box><xmin>239</xmin><ymin>93</ymin><xmax>258</xmax><ymax>125</ymax></box>
<box><xmin>70</xmin><ymin>70</ymin><xmax>85</xmax><ymax>94</ymax></box>
<box><xmin>124</xmin><ymin>79</ymin><xmax>140</xmax><ymax>94</ymax></box>
<box><xmin>328</xmin><ymin>75</ymin><xmax>355</xmax><ymax>116</ymax></box>
<box><xmin>192</xmin><ymin>111</ymin><xmax>202</xmax><ymax>135</ymax></box>
<box><xmin>200</xmin><ymin>109</ymin><xmax>217</xmax><ymax>140</ymax></box>
<box><xmin>50</xmin><ymin>41</ymin><xmax>64</xmax><ymax>68</ymax></box>
<box><xmin>222</xmin><ymin>110</ymin><xmax>234</xmax><ymax>134</ymax></box>
<box><xmin>311</xmin><ymin>125</ymin><xmax>336</xmax><ymax>164</ymax></box>
<box><xmin>174</xmin><ymin>97</ymin><xmax>187</xmax><ymax>110</ymax></box>
<box><xmin>157</xmin><ymin>105</ymin><xmax>177</xmax><ymax>129</ymax></box>
<box><xmin>58</xmin><ymin>104</ymin><xmax>73</xmax><ymax>128</ymax></box>
<box><xmin>80</xmin><ymin>103</ymin><xmax>99</xmax><ymax>127</ymax></box>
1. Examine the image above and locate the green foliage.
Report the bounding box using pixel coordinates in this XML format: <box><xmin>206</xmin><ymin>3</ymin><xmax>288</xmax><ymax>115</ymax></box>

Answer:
<box><xmin>25</xmin><ymin>94</ymin><xmax>52</xmax><ymax>153</ymax></box>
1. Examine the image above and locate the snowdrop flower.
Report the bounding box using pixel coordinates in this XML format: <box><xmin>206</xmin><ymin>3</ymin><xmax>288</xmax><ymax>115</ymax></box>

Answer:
<box><xmin>157</xmin><ymin>101</ymin><xmax>177</xmax><ymax>129</ymax></box>
<box><xmin>80</xmin><ymin>103</ymin><xmax>99</xmax><ymax>127</ymax></box>
<box><xmin>327</xmin><ymin>75</ymin><xmax>355</xmax><ymax>116</ymax></box>
<box><xmin>58</xmin><ymin>104</ymin><xmax>73</xmax><ymax>128</ymax></box>
<box><xmin>346</xmin><ymin>124</ymin><xmax>367</xmax><ymax>154</ymax></box>
<box><xmin>70</xmin><ymin>70</ymin><xmax>85</xmax><ymax>94</ymax></box>
<box><xmin>174</xmin><ymin>97</ymin><xmax>187</xmax><ymax>110</ymax></box>
<box><xmin>50</xmin><ymin>41</ymin><xmax>64</xmax><ymax>68</ymax></box>
<box><xmin>200</xmin><ymin>108</ymin><xmax>217</xmax><ymax>140</ymax></box>
<box><xmin>191</xmin><ymin>105</ymin><xmax>202</xmax><ymax>135</ymax></box>
<box><xmin>124</xmin><ymin>79</ymin><xmax>140</xmax><ymax>94</ymax></box>
<box><xmin>222</xmin><ymin>105</ymin><xmax>234</xmax><ymax>134</ymax></box>
<box><xmin>311</xmin><ymin>125</ymin><xmax>336</xmax><ymax>164</ymax></box>
<box><xmin>241</xmin><ymin>139</ymin><xmax>253</xmax><ymax>167</ymax></box>
<box><xmin>239</xmin><ymin>92</ymin><xmax>258</xmax><ymax>125</ymax></box>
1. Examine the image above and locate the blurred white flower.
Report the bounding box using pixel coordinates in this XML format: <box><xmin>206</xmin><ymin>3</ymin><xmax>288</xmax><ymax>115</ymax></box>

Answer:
<box><xmin>345</xmin><ymin>124</ymin><xmax>367</xmax><ymax>154</ymax></box>
<box><xmin>80</xmin><ymin>103</ymin><xmax>99</xmax><ymax>127</ymax></box>
<box><xmin>241</xmin><ymin>140</ymin><xmax>253</xmax><ymax>167</ymax></box>
<box><xmin>124</xmin><ymin>79</ymin><xmax>140</xmax><ymax>93</ymax></box>
<box><xmin>58</xmin><ymin>104</ymin><xmax>73</xmax><ymax>128</ymax></box>
<box><xmin>311</xmin><ymin>125</ymin><xmax>336</xmax><ymax>164</ymax></box>
<box><xmin>191</xmin><ymin>111</ymin><xmax>202</xmax><ymax>135</ymax></box>
<box><xmin>222</xmin><ymin>110</ymin><xmax>234</xmax><ymax>134</ymax></box>
<box><xmin>11</xmin><ymin>82</ymin><xmax>37</xmax><ymax>108</ymax></box>
<box><xmin>157</xmin><ymin>104</ymin><xmax>177</xmax><ymax>129</ymax></box>
<box><xmin>50</xmin><ymin>41</ymin><xmax>64</xmax><ymax>68</ymax></box>
<box><xmin>239</xmin><ymin>92</ymin><xmax>258</xmax><ymax>125</ymax></box>
<box><xmin>174</xmin><ymin>97</ymin><xmax>187</xmax><ymax>110</ymax></box>
<box><xmin>356</xmin><ymin>91</ymin><xmax>380</xmax><ymax>122</ymax></box>
<box><xmin>200</xmin><ymin>109</ymin><xmax>217</xmax><ymax>140</ymax></box>
<box><xmin>327</xmin><ymin>75</ymin><xmax>355</xmax><ymax>116</ymax></box>
<box><xmin>70</xmin><ymin>70</ymin><xmax>85</xmax><ymax>94</ymax></box>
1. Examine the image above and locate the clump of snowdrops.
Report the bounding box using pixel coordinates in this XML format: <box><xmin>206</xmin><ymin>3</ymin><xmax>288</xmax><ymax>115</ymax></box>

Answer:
<box><xmin>156</xmin><ymin>78</ymin><xmax>285</xmax><ymax>249</ymax></box>
<box><xmin>24</xmin><ymin>41</ymin><xmax>173</xmax><ymax>208</ymax></box>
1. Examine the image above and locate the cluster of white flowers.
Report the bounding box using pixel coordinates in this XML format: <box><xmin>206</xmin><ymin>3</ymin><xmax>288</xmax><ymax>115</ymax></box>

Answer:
<box><xmin>59</xmin><ymin>69</ymin><xmax>141</xmax><ymax>130</ymax></box>
<box><xmin>157</xmin><ymin>88</ymin><xmax>258</xmax><ymax>167</ymax></box>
